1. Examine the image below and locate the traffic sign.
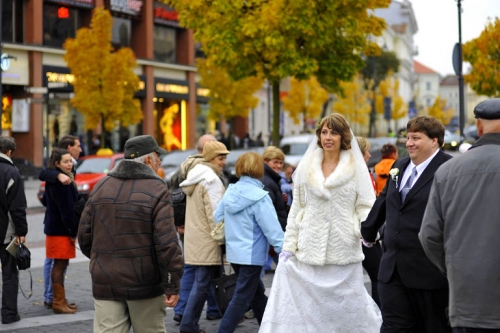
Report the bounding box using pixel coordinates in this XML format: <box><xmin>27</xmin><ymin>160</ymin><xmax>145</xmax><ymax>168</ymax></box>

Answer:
<box><xmin>25</xmin><ymin>87</ymin><xmax>48</xmax><ymax>94</ymax></box>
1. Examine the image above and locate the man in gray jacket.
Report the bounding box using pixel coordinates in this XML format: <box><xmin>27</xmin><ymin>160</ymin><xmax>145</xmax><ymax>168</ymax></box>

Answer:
<box><xmin>420</xmin><ymin>98</ymin><xmax>500</xmax><ymax>332</ymax></box>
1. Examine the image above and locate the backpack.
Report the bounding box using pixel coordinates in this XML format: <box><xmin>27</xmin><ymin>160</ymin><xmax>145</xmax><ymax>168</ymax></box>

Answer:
<box><xmin>171</xmin><ymin>187</ymin><xmax>186</xmax><ymax>227</ymax></box>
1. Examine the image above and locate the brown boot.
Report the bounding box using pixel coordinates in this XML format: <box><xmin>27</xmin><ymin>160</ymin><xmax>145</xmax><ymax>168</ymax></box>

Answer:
<box><xmin>66</xmin><ymin>300</ymin><xmax>77</xmax><ymax>310</ymax></box>
<box><xmin>52</xmin><ymin>284</ymin><xmax>76</xmax><ymax>314</ymax></box>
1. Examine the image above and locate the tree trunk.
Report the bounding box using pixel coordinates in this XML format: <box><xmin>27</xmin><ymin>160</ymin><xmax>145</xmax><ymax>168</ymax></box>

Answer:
<box><xmin>271</xmin><ymin>81</ymin><xmax>281</xmax><ymax>147</ymax></box>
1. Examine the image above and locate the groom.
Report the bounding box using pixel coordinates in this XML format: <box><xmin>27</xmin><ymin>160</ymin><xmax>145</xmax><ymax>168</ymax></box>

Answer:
<box><xmin>361</xmin><ymin>116</ymin><xmax>452</xmax><ymax>332</ymax></box>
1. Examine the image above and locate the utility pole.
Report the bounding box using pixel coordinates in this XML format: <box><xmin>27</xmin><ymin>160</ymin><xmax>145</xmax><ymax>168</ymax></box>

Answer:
<box><xmin>456</xmin><ymin>0</ymin><xmax>465</xmax><ymax>140</ymax></box>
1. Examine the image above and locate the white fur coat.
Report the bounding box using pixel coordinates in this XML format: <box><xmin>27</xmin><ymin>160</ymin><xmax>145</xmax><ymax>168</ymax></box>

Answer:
<box><xmin>282</xmin><ymin>149</ymin><xmax>375</xmax><ymax>266</ymax></box>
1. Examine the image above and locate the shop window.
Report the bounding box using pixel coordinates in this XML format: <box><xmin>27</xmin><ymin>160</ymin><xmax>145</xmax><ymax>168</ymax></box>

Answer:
<box><xmin>43</xmin><ymin>5</ymin><xmax>80</xmax><ymax>48</ymax></box>
<box><xmin>2</xmin><ymin>0</ymin><xmax>24</xmax><ymax>43</ymax></box>
<box><xmin>153</xmin><ymin>25</ymin><xmax>176</xmax><ymax>63</ymax></box>
<box><xmin>194</xmin><ymin>42</ymin><xmax>206</xmax><ymax>59</ymax></box>
<box><xmin>111</xmin><ymin>17</ymin><xmax>131</xmax><ymax>49</ymax></box>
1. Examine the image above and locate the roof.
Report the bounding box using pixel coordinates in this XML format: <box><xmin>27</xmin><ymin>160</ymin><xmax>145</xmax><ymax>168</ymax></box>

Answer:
<box><xmin>414</xmin><ymin>60</ymin><xmax>439</xmax><ymax>74</ymax></box>
<box><xmin>440</xmin><ymin>75</ymin><xmax>459</xmax><ymax>86</ymax></box>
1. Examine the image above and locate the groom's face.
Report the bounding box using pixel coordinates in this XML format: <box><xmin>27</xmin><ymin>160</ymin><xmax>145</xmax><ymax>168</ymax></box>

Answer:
<box><xmin>406</xmin><ymin>131</ymin><xmax>438</xmax><ymax>166</ymax></box>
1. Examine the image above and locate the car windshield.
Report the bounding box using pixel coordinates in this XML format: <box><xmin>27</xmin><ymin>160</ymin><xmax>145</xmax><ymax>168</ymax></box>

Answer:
<box><xmin>280</xmin><ymin>143</ymin><xmax>310</xmax><ymax>155</ymax></box>
<box><xmin>226</xmin><ymin>147</ymin><xmax>265</xmax><ymax>166</ymax></box>
<box><xmin>77</xmin><ymin>157</ymin><xmax>117</xmax><ymax>174</ymax></box>
<box><xmin>161</xmin><ymin>150</ymin><xmax>197</xmax><ymax>167</ymax></box>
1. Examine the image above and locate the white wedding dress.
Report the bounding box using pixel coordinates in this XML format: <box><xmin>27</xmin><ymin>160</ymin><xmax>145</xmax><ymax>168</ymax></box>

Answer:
<box><xmin>259</xmin><ymin>257</ymin><xmax>382</xmax><ymax>333</ymax></box>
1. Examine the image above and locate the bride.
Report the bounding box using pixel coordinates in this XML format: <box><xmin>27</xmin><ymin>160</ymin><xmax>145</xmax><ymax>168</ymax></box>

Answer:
<box><xmin>259</xmin><ymin>113</ymin><xmax>381</xmax><ymax>333</ymax></box>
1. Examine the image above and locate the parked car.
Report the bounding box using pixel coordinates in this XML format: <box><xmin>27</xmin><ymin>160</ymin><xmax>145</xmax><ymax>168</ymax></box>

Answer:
<box><xmin>443</xmin><ymin>130</ymin><xmax>461</xmax><ymax>151</ymax></box>
<box><xmin>159</xmin><ymin>149</ymin><xmax>197</xmax><ymax>186</ymax></box>
<box><xmin>37</xmin><ymin>153</ymin><xmax>125</xmax><ymax>203</ymax></box>
<box><xmin>279</xmin><ymin>134</ymin><xmax>316</xmax><ymax>167</ymax></box>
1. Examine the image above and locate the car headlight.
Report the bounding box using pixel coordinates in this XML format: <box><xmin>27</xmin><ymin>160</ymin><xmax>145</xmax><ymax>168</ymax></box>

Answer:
<box><xmin>451</xmin><ymin>141</ymin><xmax>458</xmax><ymax>147</ymax></box>
<box><xmin>77</xmin><ymin>183</ymin><xmax>90</xmax><ymax>191</ymax></box>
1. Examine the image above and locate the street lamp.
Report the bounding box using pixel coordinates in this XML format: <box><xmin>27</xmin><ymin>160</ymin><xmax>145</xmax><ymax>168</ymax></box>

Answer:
<box><xmin>454</xmin><ymin>0</ymin><xmax>466</xmax><ymax>140</ymax></box>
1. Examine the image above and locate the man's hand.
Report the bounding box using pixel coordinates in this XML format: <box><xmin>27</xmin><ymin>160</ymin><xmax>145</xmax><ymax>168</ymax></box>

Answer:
<box><xmin>14</xmin><ymin>236</ymin><xmax>26</xmax><ymax>246</ymax></box>
<box><xmin>57</xmin><ymin>173</ymin><xmax>71</xmax><ymax>185</ymax></box>
<box><xmin>164</xmin><ymin>294</ymin><xmax>179</xmax><ymax>308</ymax></box>
<box><xmin>361</xmin><ymin>238</ymin><xmax>374</xmax><ymax>248</ymax></box>
<box><xmin>282</xmin><ymin>193</ymin><xmax>288</xmax><ymax>203</ymax></box>
<box><xmin>176</xmin><ymin>225</ymin><xmax>185</xmax><ymax>235</ymax></box>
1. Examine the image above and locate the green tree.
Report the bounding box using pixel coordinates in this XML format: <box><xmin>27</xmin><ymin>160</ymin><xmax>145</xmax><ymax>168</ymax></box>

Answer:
<box><xmin>167</xmin><ymin>0</ymin><xmax>390</xmax><ymax>145</ymax></box>
<box><xmin>360</xmin><ymin>51</ymin><xmax>400</xmax><ymax>136</ymax></box>
<box><xmin>463</xmin><ymin>18</ymin><xmax>500</xmax><ymax>97</ymax></box>
<box><xmin>63</xmin><ymin>7</ymin><xmax>142</xmax><ymax>148</ymax></box>
<box><xmin>283</xmin><ymin>77</ymin><xmax>329</xmax><ymax>132</ymax></box>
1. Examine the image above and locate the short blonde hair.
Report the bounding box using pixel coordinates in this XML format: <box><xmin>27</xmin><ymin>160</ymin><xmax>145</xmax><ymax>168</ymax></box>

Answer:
<box><xmin>262</xmin><ymin>146</ymin><xmax>285</xmax><ymax>162</ymax></box>
<box><xmin>235</xmin><ymin>152</ymin><xmax>264</xmax><ymax>179</ymax></box>
<box><xmin>356</xmin><ymin>137</ymin><xmax>371</xmax><ymax>155</ymax></box>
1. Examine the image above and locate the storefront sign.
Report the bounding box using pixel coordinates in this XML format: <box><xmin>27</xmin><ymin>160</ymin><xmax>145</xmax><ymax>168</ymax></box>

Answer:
<box><xmin>155</xmin><ymin>79</ymin><xmax>189</xmax><ymax>99</ymax></box>
<box><xmin>196</xmin><ymin>87</ymin><xmax>210</xmax><ymax>98</ymax></box>
<box><xmin>45</xmin><ymin>0</ymin><xmax>95</xmax><ymax>9</ymax></box>
<box><xmin>154</xmin><ymin>3</ymin><xmax>180</xmax><ymax>27</ymax></box>
<box><xmin>110</xmin><ymin>0</ymin><xmax>143</xmax><ymax>16</ymax></box>
<box><xmin>156</xmin><ymin>83</ymin><xmax>188</xmax><ymax>95</ymax></box>
<box><xmin>46</xmin><ymin>71</ymin><xmax>75</xmax><ymax>85</ymax></box>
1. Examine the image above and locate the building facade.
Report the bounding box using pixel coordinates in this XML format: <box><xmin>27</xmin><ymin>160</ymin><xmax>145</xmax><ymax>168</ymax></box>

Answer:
<box><xmin>1</xmin><ymin>0</ymin><xmax>207</xmax><ymax>166</ymax></box>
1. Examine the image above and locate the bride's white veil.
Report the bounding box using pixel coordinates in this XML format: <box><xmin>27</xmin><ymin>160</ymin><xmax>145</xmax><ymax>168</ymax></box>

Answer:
<box><xmin>292</xmin><ymin>117</ymin><xmax>375</xmax><ymax>203</ymax></box>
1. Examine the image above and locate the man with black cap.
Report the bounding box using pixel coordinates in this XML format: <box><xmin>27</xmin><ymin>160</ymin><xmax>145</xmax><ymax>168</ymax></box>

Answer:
<box><xmin>420</xmin><ymin>99</ymin><xmax>500</xmax><ymax>332</ymax></box>
<box><xmin>78</xmin><ymin>135</ymin><xmax>184</xmax><ymax>333</ymax></box>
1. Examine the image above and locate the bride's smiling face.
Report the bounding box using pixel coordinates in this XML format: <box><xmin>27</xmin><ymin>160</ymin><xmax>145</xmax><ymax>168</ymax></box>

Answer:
<box><xmin>320</xmin><ymin>124</ymin><xmax>341</xmax><ymax>153</ymax></box>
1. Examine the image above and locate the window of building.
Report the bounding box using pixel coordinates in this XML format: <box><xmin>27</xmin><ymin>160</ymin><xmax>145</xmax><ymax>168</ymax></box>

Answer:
<box><xmin>43</xmin><ymin>5</ymin><xmax>80</xmax><ymax>48</ymax></box>
<box><xmin>153</xmin><ymin>25</ymin><xmax>176</xmax><ymax>63</ymax></box>
<box><xmin>2</xmin><ymin>0</ymin><xmax>24</xmax><ymax>43</ymax></box>
<box><xmin>426</xmin><ymin>98</ymin><xmax>432</xmax><ymax>106</ymax></box>
<box><xmin>426</xmin><ymin>82</ymin><xmax>431</xmax><ymax>91</ymax></box>
<box><xmin>111</xmin><ymin>17</ymin><xmax>131</xmax><ymax>49</ymax></box>
<box><xmin>194</xmin><ymin>42</ymin><xmax>205</xmax><ymax>59</ymax></box>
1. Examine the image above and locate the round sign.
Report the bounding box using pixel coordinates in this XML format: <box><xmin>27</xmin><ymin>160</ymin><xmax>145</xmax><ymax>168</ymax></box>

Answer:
<box><xmin>0</xmin><ymin>54</ymin><xmax>11</xmax><ymax>71</ymax></box>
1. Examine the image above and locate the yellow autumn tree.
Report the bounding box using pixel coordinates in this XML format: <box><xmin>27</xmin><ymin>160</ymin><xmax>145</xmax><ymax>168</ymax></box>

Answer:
<box><xmin>167</xmin><ymin>0</ymin><xmax>391</xmax><ymax>145</ymax></box>
<box><xmin>63</xmin><ymin>7</ymin><xmax>142</xmax><ymax>148</ymax></box>
<box><xmin>283</xmin><ymin>77</ymin><xmax>329</xmax><ymax>131</ymax></box>
<box><xmin>428</xmin><ymin>96</ymin><xmax>454</xmax><ymax>125</ymax></box>
<box><xmin>197</xmin><ymin>59</ymin><xmax>263</xmax><ymax>124</ymax></box>
<box><xmin>463</xmin><ymin>18</ymin><xmax>500</xmax><ymax>97</ymax></box>
<box><xmin>332</xmin><ymin>76</ymin><xmax>371</xmax><ymax>134</ymax></box>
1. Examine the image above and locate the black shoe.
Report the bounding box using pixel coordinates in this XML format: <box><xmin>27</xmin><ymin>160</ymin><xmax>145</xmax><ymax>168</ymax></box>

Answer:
<box><xmin>2</xmin><ymin>314</ymin><xmax>20</xmax><ymax>324</ymax></box>
<box><xmin>206</xmin><ymin>314</ymin><xmax>222</xmax><ymax>320</ymax></box>
<box><xmin>173</xmin><ymin>314</ymin><xmax>182</xmax><ymax>323</ymax></box>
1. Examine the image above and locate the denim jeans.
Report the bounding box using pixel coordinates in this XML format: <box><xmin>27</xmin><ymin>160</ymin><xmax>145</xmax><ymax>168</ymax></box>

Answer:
<box><xmin>174</xmin><ymin>264</ymin><xmax>220</xmax><ymax>317</ymax></box>
<box><xmin>44</xmin><ymin>258</ymin><xmax>54</xmax><ymax>303</ymax></box>
<box><xmin>217</xmin><ymin>264</ymin><xmax>267</xmax><ymax>333</ymax></box>
<box><xmin>179</xmin><ymin>265</ymin><xmax>219</xmax><ymax>332</ymax></box>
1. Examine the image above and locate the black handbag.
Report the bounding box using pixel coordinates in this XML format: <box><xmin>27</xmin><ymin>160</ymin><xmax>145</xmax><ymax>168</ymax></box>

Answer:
<box><xmin>213</xmin><ymin>249</ymin><xmax>237</xmax><ymax>315</ymax></box>
<box><xmin>16</xmin><ymin>243</ymin><xmax>31</xmax><ymax>270</ymax></box>
<box><xmin>16</xmin><ymin>243</ymin><xmax>33</xmax><ymax>299</ymax></box>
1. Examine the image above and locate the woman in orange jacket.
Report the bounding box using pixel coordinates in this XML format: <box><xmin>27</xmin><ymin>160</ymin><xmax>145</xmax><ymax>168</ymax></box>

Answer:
<box><xmin>374</xmin><ymin>144</ymin><xmax>398</xmax><ymax>196</ymax></box>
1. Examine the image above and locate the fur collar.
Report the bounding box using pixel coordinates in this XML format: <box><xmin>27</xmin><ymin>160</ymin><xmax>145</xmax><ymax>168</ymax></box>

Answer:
<box><xmin>306</xmin><ymin>149</ymin><xmax>354</xmax><ymax>199</ymax></box>
<box><xmin>108</xmin><ymin>160</ymin><xmax>163</xmax><ymax>181</ymax></box>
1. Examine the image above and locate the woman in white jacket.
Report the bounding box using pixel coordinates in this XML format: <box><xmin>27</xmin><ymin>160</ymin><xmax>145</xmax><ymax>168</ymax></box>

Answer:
<box><xmin>259</xmin><ymin>113</ymin><xmax>382</xmax><ymax>333</ymax></box>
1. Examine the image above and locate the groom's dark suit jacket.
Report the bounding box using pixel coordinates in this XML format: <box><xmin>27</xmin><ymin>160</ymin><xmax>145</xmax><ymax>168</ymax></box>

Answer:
<box><xmin>361</xmin><ymin>150</ymin><xmax>452</xmax><ymax>290</ymax></box>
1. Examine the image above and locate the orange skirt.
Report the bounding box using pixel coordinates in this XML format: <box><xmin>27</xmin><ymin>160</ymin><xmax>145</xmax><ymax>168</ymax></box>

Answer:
<box><xmin>46</xmin><ymin>236</ymin><xmax>76</xmax><ymax>259</ymax></box>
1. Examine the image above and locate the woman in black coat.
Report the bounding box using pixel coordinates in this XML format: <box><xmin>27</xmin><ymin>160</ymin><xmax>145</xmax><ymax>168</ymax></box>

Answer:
<box><xmin>260</xmin><ymin>146</ymin><xmax>288</xmax><ymax>232</ymax></box>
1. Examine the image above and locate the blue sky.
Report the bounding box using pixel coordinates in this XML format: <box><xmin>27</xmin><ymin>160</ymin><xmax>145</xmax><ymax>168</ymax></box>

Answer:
<box><xmin>411</xmin><ymin>0</ymin><xmax>500</xmax><ymax>76</ymax></box>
